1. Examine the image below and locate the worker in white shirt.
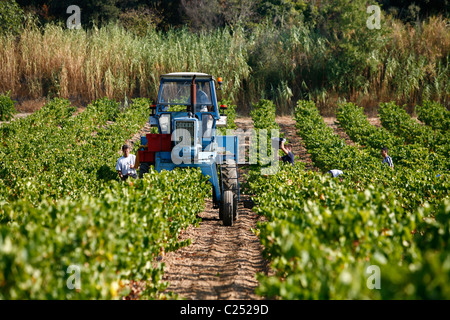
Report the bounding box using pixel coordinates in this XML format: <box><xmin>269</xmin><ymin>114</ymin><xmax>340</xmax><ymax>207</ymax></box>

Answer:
<box><xmin>116</xmin><ymin>144</ymin><xmax>137</xmax><ymax>181</ymax></box>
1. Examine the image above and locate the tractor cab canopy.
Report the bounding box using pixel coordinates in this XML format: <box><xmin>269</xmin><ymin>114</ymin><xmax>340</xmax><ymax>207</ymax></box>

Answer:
<box><xmin>156</xmin><ymin>73</ymin><xmax>220</xmax><ymax>119</ymax></box>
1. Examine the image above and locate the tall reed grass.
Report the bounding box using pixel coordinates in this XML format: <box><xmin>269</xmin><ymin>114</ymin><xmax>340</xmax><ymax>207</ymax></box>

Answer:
<box><xmin>244</xmin><ymin>15</ymin><xmax>449</xmax><ymax>115</ymax></box>
<box><xmin>0</xmin><ymin>16</ymin><xmax>448</xmax><ymax>115</ymax></box>
<box><xmin>0</xmin><ymin>23</ymin><xmax>249</xmax><ymax>105</ymax></box>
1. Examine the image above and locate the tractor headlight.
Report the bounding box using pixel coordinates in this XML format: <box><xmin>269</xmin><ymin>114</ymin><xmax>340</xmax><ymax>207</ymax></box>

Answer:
<box><xmin>159</xmin><ymin>114</ymin><xmax>171</xmax><ymax>134</ymax></box>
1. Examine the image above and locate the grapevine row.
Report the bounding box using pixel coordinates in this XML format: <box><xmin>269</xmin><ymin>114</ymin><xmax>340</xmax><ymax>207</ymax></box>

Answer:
<box><xmin>294</xmin><ymin>100</ymin><xmax>448</xmax><ymax>210</ymax></box>
<box><xmin>336</xmin><ymin>102</ymin><xmax>447</xmax><ymax>171</ymax></box>
<box><xmin>247</xmin><ymin>99</ymin><xmax>449</xmax><ymax>299</ymax></box>
<box><xmin>416</xmin><ymin>100</ymin><xmax>450</xmax><ymax>132</ymax></box>
<box><xmin>378</xmin><ymin>101</ymin><xmax>449</xmax><ymax>163</ymax></box>
<box><xmin>0</xmin><ymin>97</ymin><xmax>149</xmax><ymax>204</ymax></box>
<box><xmin>0</xmin><ymin>168</ymin><xmax>209</xmax><ymax>299</ymax></box>
<box><xmin>0</xmin><ymin>98</ymin><xmax>211</xmax><ymax>299</ymax></box>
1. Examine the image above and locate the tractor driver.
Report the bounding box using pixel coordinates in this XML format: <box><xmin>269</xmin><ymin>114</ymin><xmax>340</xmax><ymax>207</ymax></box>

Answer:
<box><xmin>195</xmin><ymin>83</ymin><xmax>210</xmax><ymax>113</ymax></box>
<box><xmin>186</xmin><ymin>83</ymin><xmax>210</xmax><ymax>113</ymax></box>
<box><xmin>193</xmin><ymin>83</ymin><xmax>213</xmax><ymax>138</ymax></box>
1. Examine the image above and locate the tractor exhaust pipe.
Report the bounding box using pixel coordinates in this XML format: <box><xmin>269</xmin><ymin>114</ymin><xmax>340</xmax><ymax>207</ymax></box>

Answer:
<box><xmin>190</xmin><ymin>75</ymin><xmax>196</xmax><ymax>114</ymax></box>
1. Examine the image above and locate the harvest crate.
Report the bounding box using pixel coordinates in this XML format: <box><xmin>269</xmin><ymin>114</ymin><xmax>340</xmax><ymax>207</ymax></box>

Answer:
<box><xmin>147</xmin><ymin>134</ymin><xmax>161</xmax><ymax>152</ymax></box>
<box><xmin>138</xmin><ymin>150</ymin><xmax>155</xmax><ymax>163</ymax></box>
<box><xmin>161</xmin><ymin>134</ymin><xmax>172</xmax><ymax>151</ymax></box>
<box><xmin>146</xmin><ymin>133</ymin><xmax>172</xmax><ymax>152</ymax></box>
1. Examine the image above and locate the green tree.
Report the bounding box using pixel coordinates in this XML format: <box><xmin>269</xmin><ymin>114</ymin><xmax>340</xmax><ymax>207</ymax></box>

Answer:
<box><xmin>0</xmin><ymin>0</ymin><xmax>24</xmax><ymax>35</ymax></box>
<box><xmin>257</xmin><ymin>0</ymin><xmax>308</xmax><ymax>26</ymax></box>
<box><xmin>50</xmin><ymin>0</ymin><xmax>120</xmax><ymax>26</ymax></box>
<box><xmin>16</xmin><ymin>0</ymin><xmax>120</xmax><ymax>27</ymax></box>
<box><xmin>377</xmin><ymin>0</ymin><xmax>449</xmax><ymax>22</ymax></box>
<box><xmin>0</xmin><ymin>91</ymin><xmax>16</xmax><ymax>121</ymax></box>
<box><xmin>317</xmin><ymin>0</ymin><xmax>389</xmax><ymax>95</ymax></box>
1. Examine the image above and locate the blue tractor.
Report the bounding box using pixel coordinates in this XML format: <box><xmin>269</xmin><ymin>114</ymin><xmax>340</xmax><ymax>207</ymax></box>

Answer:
<box><xmin>138</xmin><ymin>72</ymin><xmax>240</xmax><ymax>226</ymax></box>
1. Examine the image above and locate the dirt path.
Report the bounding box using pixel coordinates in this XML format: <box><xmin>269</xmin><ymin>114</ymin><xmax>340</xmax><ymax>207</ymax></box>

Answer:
<box><xmin>145</xmin><ymin>115</ymin><xmax>381</xmax><ymax>300</ymax></box>
<box><xmin>0</xmin><ymin>113</ymin><xmax>32</xmax><ymax>125</ymax></box>
<box><xmin>323</xmin><ymin>117</ymin><xmax>358</xmax><ymax>147</ymax></box>
<box><xmin>160</xmin><ymin>117</ymin><xmax>270</xmax><ymax>300</ymax></box>
<box><xmin>161</xmin><ymin>199</ymin><xmax>268</xmax><ymax>300</ymax></box>
<box><xmin>125</xmin><ymin>122</ymin><xmax>153</xmax><ymax>147</ymax></box>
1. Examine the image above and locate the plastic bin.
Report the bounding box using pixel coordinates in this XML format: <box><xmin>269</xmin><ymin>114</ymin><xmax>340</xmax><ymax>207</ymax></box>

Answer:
<box><xmin>138</xmin><ymin>150</ymin><xmax>155</xmax><ymax>163</ymax></box>
<box><xmin>147</xmin><ymin>134</ymin><xmax>161</xmax><ymax>152</ymax></box>
<box><xmin>161</xmin><ymin>134</ymin><xmax>172</xmax><ymax>151</ymax></box>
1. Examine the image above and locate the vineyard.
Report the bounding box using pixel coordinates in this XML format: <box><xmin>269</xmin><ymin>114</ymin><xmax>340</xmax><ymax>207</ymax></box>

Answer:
<box><xmin>248</xmin><ymin>99</ymin><xmax>449</xmax><ymax>299</ymax></box>
<box><xmin>0</xmin><ymin>97</ymin><xmax>210</xmax><ymax>299</ymax></box>
<box><xmin>0</xmin><ymin>95</ymin><xmax>449</xmax><ymax>300</ymax></box>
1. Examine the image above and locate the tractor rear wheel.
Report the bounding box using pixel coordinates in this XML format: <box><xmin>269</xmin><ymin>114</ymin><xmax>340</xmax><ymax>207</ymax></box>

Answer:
<box><xmin>221</xmin><ymin>159</ymin><xmax>238</xmax><ymax>220</ymax></box>
<box><xmin>139</xmin><ymin>162</ymin><xmax>150</xmax><ymax>179</ymax></box>
<box><xmin>222</xmin><ymin>190</ymin><xmax>234</xmax><ymax>226</ymax></box>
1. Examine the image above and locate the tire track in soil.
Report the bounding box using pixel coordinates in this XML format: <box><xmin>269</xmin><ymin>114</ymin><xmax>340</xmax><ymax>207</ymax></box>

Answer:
<box><xmin>0</xmin><ymin>113</ymin><xmax>32</xmax><ymax>125</ymax></box>
<box><xmin>161</xmin><ymin>199</ymin><xmax>269</xmax><ymax>300</ymax></box>
<box><xmin>323</xmin><ymin>117</ymin><xmax>384</xmax><ymax>147</ymax></box>
<box><xmin>160</xmin><ymin>117</ymin><xmax>270</xmax><ymax>300</ymax></box>
<box><xmin>323</xmin><ymin>117</ymin><xmax>357</xmax><ymax>147</ymax></box>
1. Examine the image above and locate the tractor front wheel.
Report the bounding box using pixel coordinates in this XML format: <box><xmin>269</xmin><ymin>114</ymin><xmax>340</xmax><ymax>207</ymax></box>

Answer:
<box><xmin>222</xmin><ymin>190</ymin><xmax>234</xmax><ymax>226</ymax></box>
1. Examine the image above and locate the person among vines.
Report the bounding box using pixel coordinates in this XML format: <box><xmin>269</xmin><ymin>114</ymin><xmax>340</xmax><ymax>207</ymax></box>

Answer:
<box><xmin>328</xmin><ymin>169</ymin><xmax>344</xmax><ymax>178</ymax></box>
<box><xmin>196</xmin><ymin>85</ymin><xmax>209</xmax><ymax>112</ymax></box>
<box><xmin>280</xmin><ymin>139</ymin><xmax>295</xmax><ymax>165</ymax></box>
<box><xmin>116</xmin><ymin>144</ymin><xmax>137</xmax><ymax>181</ymax></box>
<box><xmin>381</xmin><ymin>147</ymin><xmax>394</xmax><ymax>169</ymax></box>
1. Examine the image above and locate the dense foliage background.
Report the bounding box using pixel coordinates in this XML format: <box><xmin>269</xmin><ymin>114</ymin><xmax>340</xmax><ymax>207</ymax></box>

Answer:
<box><xmin>1</xmin><ymin>0</ymin><xmax>449</xmax><ymax>113</ymax></box>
